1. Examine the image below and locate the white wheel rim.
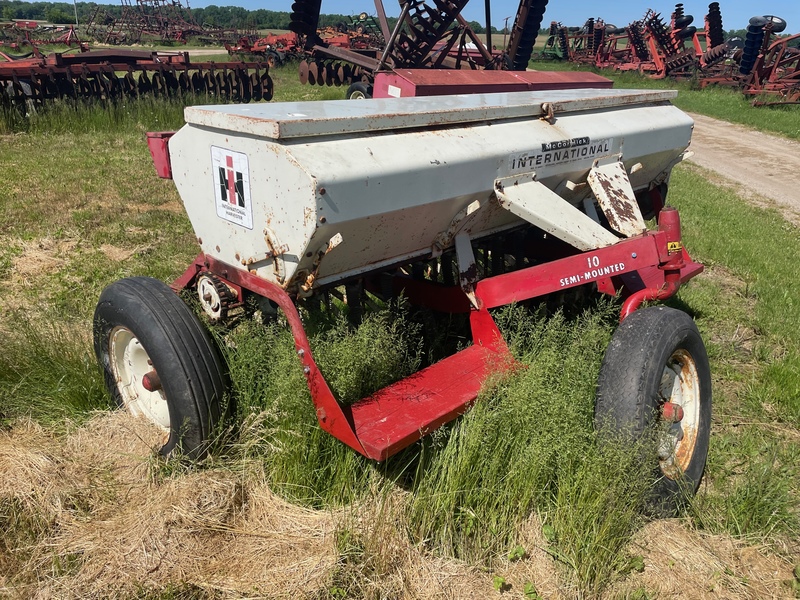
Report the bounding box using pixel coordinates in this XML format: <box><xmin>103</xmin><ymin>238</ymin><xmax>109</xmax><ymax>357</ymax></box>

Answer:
<box><xmin>109</xmin><ymin>326</ymin><xmax>171</xmax><ymax>433</ymax></box>
<box><xmin>657</xmin><ymin>348</ymin><xmax>701</xmax><ymax>479</ymax></box>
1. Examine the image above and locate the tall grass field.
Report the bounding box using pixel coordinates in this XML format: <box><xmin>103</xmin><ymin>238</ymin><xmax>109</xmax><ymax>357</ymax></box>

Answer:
<box><xmin>0</xmin><ymin>63</ymin><xmax>798</xmax><ymax>599</ymax></box>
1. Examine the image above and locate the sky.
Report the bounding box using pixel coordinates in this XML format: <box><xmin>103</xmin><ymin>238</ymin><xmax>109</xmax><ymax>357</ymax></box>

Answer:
<box><xmin>195</xmin><ymin>1</ymin><xmax>800</xmax><ymax>36</ymax></box>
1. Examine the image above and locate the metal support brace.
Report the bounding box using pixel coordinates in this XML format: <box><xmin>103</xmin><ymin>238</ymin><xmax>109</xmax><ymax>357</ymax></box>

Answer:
<box><xmin>455</xmin><ymin>232</ymin><xmax>480</xmax><ymax>309</ymax></box>
<box><xmin>494</xmin><ymin>175</ymin><xmax>619</xmax><ymax>251</ymax></box>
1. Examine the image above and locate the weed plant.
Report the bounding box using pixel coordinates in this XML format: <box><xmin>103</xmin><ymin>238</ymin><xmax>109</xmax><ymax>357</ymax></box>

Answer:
<box><xmin>219</xmin><ymin>298</ymin><xmax>657</xmax><ymax>594</ymax></box>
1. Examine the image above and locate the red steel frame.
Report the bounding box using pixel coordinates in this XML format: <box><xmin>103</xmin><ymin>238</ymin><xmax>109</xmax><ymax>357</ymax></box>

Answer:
<box><xmin>171</xmin><ymin>205</ymin><xmax>702</xmax><ymax>461</ymax></box>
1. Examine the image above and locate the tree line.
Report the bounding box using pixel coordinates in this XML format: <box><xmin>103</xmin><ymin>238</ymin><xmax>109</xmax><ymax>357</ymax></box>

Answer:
<box><xmin>0</xmin><ymin>0</ymin><xmax>509</xmax><ymax>34</ymax></box>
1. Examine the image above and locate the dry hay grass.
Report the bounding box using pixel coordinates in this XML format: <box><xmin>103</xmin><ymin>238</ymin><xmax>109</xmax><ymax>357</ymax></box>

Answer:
<box><xmin>10</xmin><ymin>237</ymin><xmax>79</xmax><ymax>284</ymax></box>
<box><xmin>613</xmin><ymin>519</ymin><xmax>796</xmax><ymax>599</ymax></box>
<box><xmin>0</xmin><ymin>413</ymin><xmax>338</xmax><ymax>598</ymax></box>
<box><xmin>2</xmin><ymin>414</ymin><xmax>797</xmax><ymax>599</ymax></box>
<box><xmin>99</xmin><ymin>243</ymin><xmax>140</xmax><ymax>263</ymax></box>
<box><xmin>0</xmin><ymin>236</ymin><xmax>80</xmax><ymax>314</ymax></box>
<box><xmin>493</xmin><ymin>513</ymin><xmax>572</xmax><ymax>599</ymax></box>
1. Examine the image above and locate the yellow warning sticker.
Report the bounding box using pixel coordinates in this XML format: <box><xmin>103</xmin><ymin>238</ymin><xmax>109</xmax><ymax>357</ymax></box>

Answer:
<box><xmin>667</xmin><ymin>241</ymin><xmax>683</xmax><ymax>253</ymax></box>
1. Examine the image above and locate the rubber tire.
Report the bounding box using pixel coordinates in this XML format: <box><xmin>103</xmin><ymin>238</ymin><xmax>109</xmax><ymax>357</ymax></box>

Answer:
<box><xmin>595</xmin><ymin>306</ymin><xmax>711</xmax><ymax>513</ymax></box>
<box><xmin>93</xmin><ymin>277</ymin><xmax>227</xmax><ymax>459</ymax></box>
<box><xmin>266</xmin><ymin>50</ymin><xmax>281</xmax><ymax>68</ymax></box>
<box><xmin>346</xmin><ymin>82</ymin><xmax>371</xmax><ymax>100</ymax></box>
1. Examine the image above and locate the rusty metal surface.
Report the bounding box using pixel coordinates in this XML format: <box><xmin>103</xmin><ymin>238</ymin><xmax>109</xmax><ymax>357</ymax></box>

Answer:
<box><xmin>587</xmin><ymin>160</ymin><xmax>647</xmax><ymax>237</ymax></box>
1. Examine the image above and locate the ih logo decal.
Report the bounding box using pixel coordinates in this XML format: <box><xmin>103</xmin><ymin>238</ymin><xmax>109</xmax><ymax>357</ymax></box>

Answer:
<box><xmin>211</xmin><ymin>146</ymin><xmax>253</xmax><ymax>230</ymax></box>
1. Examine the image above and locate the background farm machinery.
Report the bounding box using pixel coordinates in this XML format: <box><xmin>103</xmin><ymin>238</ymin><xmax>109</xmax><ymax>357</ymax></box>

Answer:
<box><xmin>224</xmin><ymin>14</ymin><xmax>386</xmax><ymax>69</ymax></box>
<box><xmin>287</xmin><ymin>0</ymin><xmax>551</xmax><ymax>97</ymax></box>
<box><xmin>83</xmin><ymin>0</ymin><xmax>245</xmax><ymax>46</ymax></box>
<box><xmin>0</xmin><ymin>21</ymin><xmax>86</xmax><ymax>50</ymax></box>
<box><xmin>0</xmin><ymin>48</ymin><xmax>273</xmax><ymax>113</ymax></box>
<box><xmin>546</xmin><ymin>2</ymin><xmax>798</xmax><ymax>105</ymax></box>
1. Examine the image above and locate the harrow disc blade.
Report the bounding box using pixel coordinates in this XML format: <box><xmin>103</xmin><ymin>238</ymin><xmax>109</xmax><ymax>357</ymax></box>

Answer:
<box><xmin>204</xmin><ymin>72</ymin><xmax>216</xmax><ymax>95</ymax></box>
<box><xmin>41</xmin><ymin>75</ymin><xmax>59</xmax><ymax>100</ymax></box>
<box><xmin>191</xmin><ymin>72</ymin><xmax>204</xmax><ymax>93</ymax></box>
<box><xmin>299</xmin><ymin>59</ymin><xmax>309</xmax><ymax>84</ymax></box>
<box><xmin>165</xmin><ymin>71</ymin><xmax>179</xmax><ymax>94</ymax></box>
<box><xmin>259</xmin><ymin>73</ymin><xmax>274</xmax><ymax>102</ymax></box>
<box><xmin>241</xmin><ymin>71</ymin><xmax>252</xmax><ymax>103</ymax></box>
<box><xmin>216</xmin><ymin>72</ymin><xmax>230</xmax><ymax>97</ymax></box>
<box><xmin>316</xmin><ymin>62</ymin><xmax>325</xmax><ymax>86</ymax></box>
<box><xmin>77</xmin><ymin>76</ymin><xmax>94</xmax><ymax>98</ymax></box>
<box><xmin>58</xmin><ymin>76</ymin><xmax>77</xmax><ymax>99</ymax></box>
<box><xmin>307</xmin><ymin>60</ymin><xmax>318</xmax><ymax>85</ymax></box>
<box><xmin>250</xmin><ymin>73</ymin><xmax>263</xmax><ymax>101</ymax></box>
<box><xmin>179</xmin><ymin>72</ymin><xmax>191</xmax><ymax>93</ymax></box>
<box><xmin>122</xmin><ymin>72</ymin><xmax>138</xmax><ymax>96</ymax></box>
<box><xmin>0</xmin><ymin>84</ymin><xmax>10</xmax><ymax>109</ymax></box>
<box><xmin>138</xmin><ymin>71</ymin><xmax>152</xmax><ymax>95</ymax></box>
<box><xmin>151</xmin><ymin>72</ymin><xmax>167</xmax><ymax>96</ymax></box>
<box><xmin>228</xmin><ymin>71</ymin><xmax>241</xmax><ymax>102</ymax></box>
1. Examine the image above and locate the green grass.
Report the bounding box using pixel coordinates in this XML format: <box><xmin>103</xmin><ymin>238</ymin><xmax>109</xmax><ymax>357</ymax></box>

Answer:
<box><xmin>671</xmin><ymin>164</ymin><xmax>800</xmax><ymax>425</ymax></box>
<box><xmin>0</xmin><ymin>64</ymin><xmax>799</xmax><ymax>597</ymax></box>
<box><xmin>0</xmin><ymin>314</ymin><xmax>107</xmax><ymax>426</ymax></box>
<box><xmin>667</xmin><ymin>164</ymin><xmax>800</xmax><ymax>544</ymax></box>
